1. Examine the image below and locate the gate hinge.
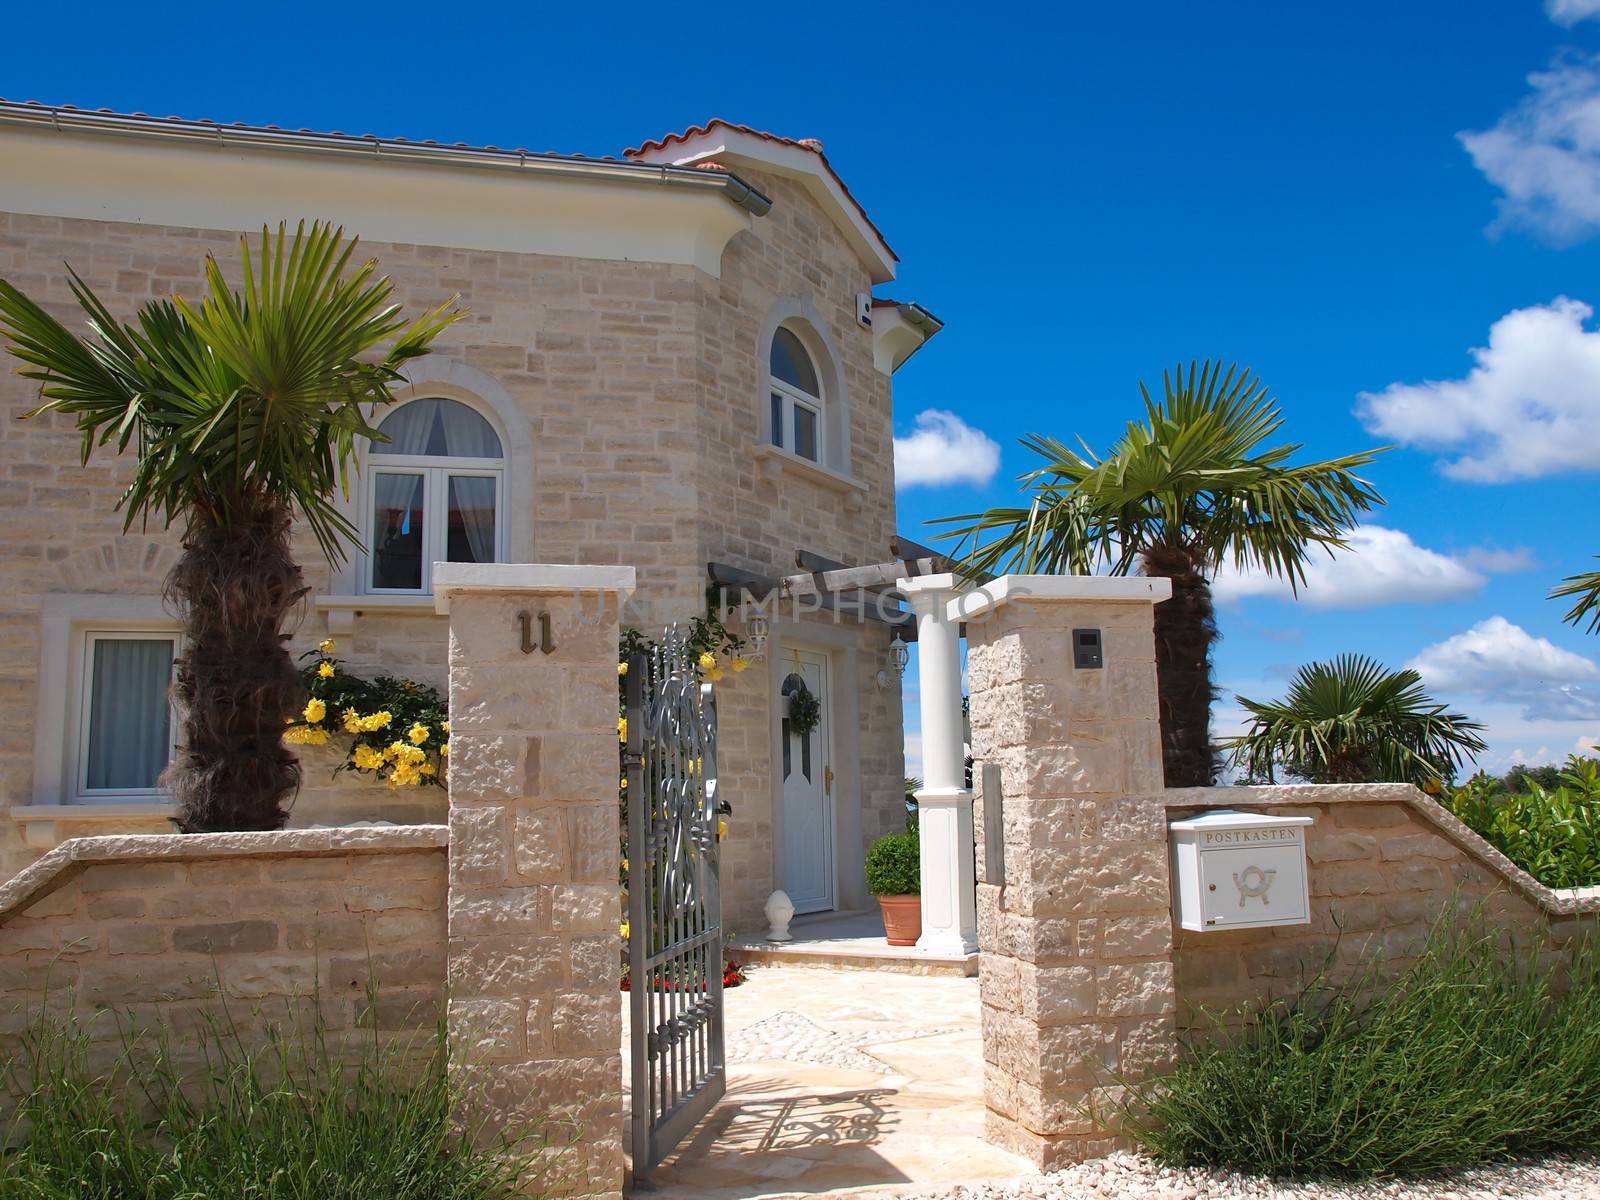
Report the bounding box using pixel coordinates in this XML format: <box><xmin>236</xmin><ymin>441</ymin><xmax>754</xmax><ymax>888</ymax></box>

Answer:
<box><xmin>621</xmin><ymin>751</ymin><xmax>643</xmax><ymax>768</ymax></box>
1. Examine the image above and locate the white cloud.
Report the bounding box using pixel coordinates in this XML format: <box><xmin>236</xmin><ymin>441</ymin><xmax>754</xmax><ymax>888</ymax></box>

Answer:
<box><xmin>1453</xmin><ymin>545</ymin><xmax>1539</xmax><ymax>573</ymax></box>
<box><xmin>1548</xmin><ymin>0</ymin><xmax>1600</xmax><ymax>26</ymax></box>
<box><xmin>894</xmin><ymin>410</ymin><xmax>1001</xmax><ymax>488</ymax></box>
<box><xmin>1408</xmin><ymin>615</ymin><xmax>1600</xmax><ymax>722</ymax></box>
<box><xmin>1212</xmin><ymin>525</ymin><xmax>1499</xmax><ymax>609</ymax></box>
<box><xmin>1357</xmin><ymin>297</ymin><xmax>1600</xmax><ymax>481</ymax></box>
<box><xmin>1460</xmin><ymin>53</ymin><xmax>1600</xmax><ymax>242</ymax></box>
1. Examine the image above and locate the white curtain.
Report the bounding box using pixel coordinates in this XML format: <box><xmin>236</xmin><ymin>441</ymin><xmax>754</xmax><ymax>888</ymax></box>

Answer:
<box><xmin>376</xmin><ymin>401</ymin><xmax>437</xmax><ymax>455</ymax></box>
<box><xmin>84</xmin><ymin>638</ymin><xmax>172</xmax><ymax>791</ymax></box>
<box><xmin>448</xmin><ymin>476</ymin><xmax>497</xmax><ymax>563</ymax></box>
<box><xmin>378</xmin><ymin>398</ymin><xmax>502</xmax><ymax>458</ymax></box>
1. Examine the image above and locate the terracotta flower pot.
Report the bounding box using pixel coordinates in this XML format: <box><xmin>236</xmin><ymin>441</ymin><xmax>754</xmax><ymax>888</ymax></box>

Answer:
<box><xmin>877</xmin><ymin>894</ymin><xmax>922</xmax><ymax>946</ymax></box>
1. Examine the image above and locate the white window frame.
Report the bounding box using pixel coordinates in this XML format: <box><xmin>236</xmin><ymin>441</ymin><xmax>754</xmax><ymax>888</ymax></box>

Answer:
<box><xmin>70</xmin><ymin>627</ymin><xmax>182</xmax><ymax>804</ymax></box>
<box><xmin>361</xmin><ymin>411</ymin><xmax>507</xmax><ymax>596</ymax></box>
<box><xmin>770</xmin><ymin>376</ymin><xmax>825</xmax><ymax>464</ymax></box>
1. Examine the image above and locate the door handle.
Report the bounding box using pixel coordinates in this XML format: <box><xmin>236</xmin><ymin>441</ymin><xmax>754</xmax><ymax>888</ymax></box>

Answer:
<box><xmin>824</xmin><ymin>766</ymin><xmax>834</xmax><ymax>796</ymax></box>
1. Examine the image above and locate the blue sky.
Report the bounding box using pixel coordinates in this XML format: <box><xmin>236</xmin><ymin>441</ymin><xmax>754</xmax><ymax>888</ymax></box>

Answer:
<box><xmin>9</xmin><ymin>0</ymin><xmax>1600</xmax><ymax>774</ymax></box>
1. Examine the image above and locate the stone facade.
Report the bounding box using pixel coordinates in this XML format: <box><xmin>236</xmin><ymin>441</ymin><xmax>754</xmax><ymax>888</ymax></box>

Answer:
<box><xmin>0</xmin><ymin>147</ymin><xmax>908</xmax><ymax>919</ymax></box>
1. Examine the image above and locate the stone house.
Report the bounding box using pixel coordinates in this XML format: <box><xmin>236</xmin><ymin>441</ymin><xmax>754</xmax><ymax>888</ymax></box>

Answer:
<box><xmin>0</xmin><ymin>104</ymin><xmax>941</xmax><ymax>928</ymax></box>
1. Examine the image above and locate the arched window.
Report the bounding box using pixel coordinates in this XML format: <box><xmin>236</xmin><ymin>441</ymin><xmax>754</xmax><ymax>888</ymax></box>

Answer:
<box><xmin>769</xmin><ymin>326</ymin><xmax>823</xmax><ymax>463</ymax></box>
<box><xmin>365</xmin><ymin>397</ymin><xmax>505</xmax><ymax>593</ymax></box>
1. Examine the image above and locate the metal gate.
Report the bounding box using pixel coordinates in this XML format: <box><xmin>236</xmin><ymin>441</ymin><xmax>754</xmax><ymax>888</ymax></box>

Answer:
<box><xmin>623</xmin><ymin>631</ymin><xmax>724</xmax><ymax>1181</ymax></box>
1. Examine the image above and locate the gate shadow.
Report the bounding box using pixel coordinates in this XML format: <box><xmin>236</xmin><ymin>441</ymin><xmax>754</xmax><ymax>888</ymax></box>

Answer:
<box><xmin>635</xmin><ymin>1077</ymin><xmax>909</xmax><ymax>1197</ymax></box>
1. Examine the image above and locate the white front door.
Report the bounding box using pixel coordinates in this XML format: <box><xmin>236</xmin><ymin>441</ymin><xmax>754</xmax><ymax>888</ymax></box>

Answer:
<box><xmin>779</xmin><ymin>649</ymin><xmax>833</xmax><ymax>914</ymax></box>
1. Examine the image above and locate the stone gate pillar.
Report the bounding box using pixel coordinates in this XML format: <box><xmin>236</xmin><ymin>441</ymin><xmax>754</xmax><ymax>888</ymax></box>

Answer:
<box><xmin>437</xmin><ymin>563</ymin><xmax>635</xmax><ymax>1200</ymax></box>
<box><xmin>961</xmin><ymin>575</ymin><xmax>1175</xmax><ymax>1168</ymax></box>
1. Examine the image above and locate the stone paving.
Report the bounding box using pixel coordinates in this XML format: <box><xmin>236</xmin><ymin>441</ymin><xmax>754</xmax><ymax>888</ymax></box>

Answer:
<box><xmin>625</xmin><ymin>964</ymin><xmax>1031</xmax><ymax>1199</ymax></box>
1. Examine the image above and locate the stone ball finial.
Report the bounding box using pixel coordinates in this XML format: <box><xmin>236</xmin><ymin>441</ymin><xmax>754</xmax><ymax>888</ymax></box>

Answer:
<box><xmin>765</xmin><ymin>889</ymin><xmax>796</xmax><ymax>942</ymax></box>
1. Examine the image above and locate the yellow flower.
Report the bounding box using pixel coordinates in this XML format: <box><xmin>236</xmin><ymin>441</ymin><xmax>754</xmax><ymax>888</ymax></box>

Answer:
<box><xmin>708</xmin><ymin>666</ymin><xmax>725</xmax><ymax>682</ymax></box>
<box><xmin>343</xmin><ymin>709</ymin><xmax>362</xmax><ymax>733</ymax></box>
<box><xmin>409</xmin><ymin>723</ymin><xmax>430</xmax><ymax>745</ymax></box>
<box><xmin>617</xmin><ymin>716</ymin><xmax>628</xmax><ymax>743</ymax></box>
<box><xmin>731</xmin><ymin>656</ymin><xmax>749</xmax><ymax>674</ymax></box>
<box><xmin>718</xmin><ymin>818</ymin><xmax>728</xmax><ymax>841</ymax></box>
<box><xmin>420</xmin><ymin>761</ymin><xmax>437</xmax><ymax>776</ymax></box>
<box><xmin>617</xmin><ymin>661</ymin><xmax>629</xmax><ymax>677</ymax></box>
<box><xmin>318</xmin><ymin>661</ymin><xmax>335</xmax><ymax>679</ymax></box>
<box><xmin>619</xmin><ymin>776</ymin><xmax>627</xmax><ymax>790</ymax></box>
<box><xmin>439</xmin><ymin>742</ymin><xmax>449</xmax><ymax>757</ymax></box>
<box><xmin>621</xmin><ymin>857</ymin><xmax>629</xmax><ymax>872</ymax></box>
<box><xmin>358</xmin><ymin>711</ymin><xmax>392</xmax><ymax>732</ymax></box>
<box><xmin>441</xmin><ymin>720</ymin><xmax>450</xmax><ymax>734</ymax></box>
<box><xmin>303</xmin><ymin>698</ymin><xmax>326</xmax><ymax>724</ymax></box>
<box><xmin>620</xmin><ymin>920</ymin><xmax>630</xmax><ymax>940</ymax></box>
<box><xmin>283</xmin><ymin>725</ymin><xmax>330</xmax><ymax>746</ymax></box>
<box><xmin>698</xmin><ymin>651</ymin><xmax>716</xmax><ymax>671</ymax></box>
<box><xmin>318</xmin><ymin>638</ymin><xmax>336</xmax><ymax>654</ymax></box>
<box><xmin>353</xmin><ymin>745</ymin><xmax>386</xmax><ymax>771</ymax></box>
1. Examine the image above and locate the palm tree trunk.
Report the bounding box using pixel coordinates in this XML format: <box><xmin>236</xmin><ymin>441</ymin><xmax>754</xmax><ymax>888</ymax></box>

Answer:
<box><xmin>1140</xmin><ymin>543</ymin><xmax>1217</xmax><ymax>787</ymax></box>
<box><xmin>162</xmin><ymin>501</ymin><xmax>307</xmax><ymax>832</ymax></box>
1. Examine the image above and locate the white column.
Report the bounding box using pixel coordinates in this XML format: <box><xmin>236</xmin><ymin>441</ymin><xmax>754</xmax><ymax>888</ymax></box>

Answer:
<box><xmin>899</xmin><ymin>573</ymin><xmax>978</xmax><ymax>956</ymax></box>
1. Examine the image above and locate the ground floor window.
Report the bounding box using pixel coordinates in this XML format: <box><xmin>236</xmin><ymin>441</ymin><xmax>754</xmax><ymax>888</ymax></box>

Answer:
<box><xmin>73</xmin><ymin>630</ymin><xmax>179</xmax><ymax>801</ymax></box>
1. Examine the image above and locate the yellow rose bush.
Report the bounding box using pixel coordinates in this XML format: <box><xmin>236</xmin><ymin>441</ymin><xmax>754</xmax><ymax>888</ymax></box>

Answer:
<box><xmin>284</xmin><ymin>644</ymin><xmax>448</xmax><ymax>788</ymax></box>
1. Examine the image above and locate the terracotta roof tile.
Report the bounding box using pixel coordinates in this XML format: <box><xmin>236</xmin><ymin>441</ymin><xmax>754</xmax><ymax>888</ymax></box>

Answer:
<box><xmin>624</xmin><ymin>119</ymin><xmax>897</xmax><ymax>263</ymax></box>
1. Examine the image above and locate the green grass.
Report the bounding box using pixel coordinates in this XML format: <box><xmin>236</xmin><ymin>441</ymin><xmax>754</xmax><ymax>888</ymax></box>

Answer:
<box><xmin>0</xmin><ymin>988</ymin><xmax>550</xmax><ymax>1199</ymax></box>
<box><xmin>1120</xmin><ymin>916</ymin><xmax>1600</xmax><ymax>1180</ymax></box>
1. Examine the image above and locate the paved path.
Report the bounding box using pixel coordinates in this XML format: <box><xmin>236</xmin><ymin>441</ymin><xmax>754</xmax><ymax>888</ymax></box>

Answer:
<box><xmin>625</xmin><ymin>965</ymin><xmax>1030</xmax><ymax>1198</ymax></box>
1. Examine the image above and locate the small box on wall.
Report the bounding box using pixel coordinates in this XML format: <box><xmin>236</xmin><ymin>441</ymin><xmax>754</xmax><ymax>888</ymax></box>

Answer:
<box><xmin>1169</xmin><ymin>810</ymin><xmax>1314</xmax><ymax>932</ymax></box>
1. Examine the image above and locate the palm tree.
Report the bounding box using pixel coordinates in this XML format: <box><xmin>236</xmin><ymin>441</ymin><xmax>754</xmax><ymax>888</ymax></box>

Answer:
<box><xmin>934</xmin><ymin>361</ymin><xmax>1386</xmax><ymax>787</ymax></box>
<box><xmin>1220</xmin><ymin>655</ymin><xmax>1486</xmax><ymax>785</ymax></box>
<box><xmin>1552</xmin><ymin>558</ymin><xmax>1600</xmax><ymax>633</ymax></box>
<box><xmin>0</xmin><ymin>222</ymin><xmax>460</xmax><ymax>832</ymax></box>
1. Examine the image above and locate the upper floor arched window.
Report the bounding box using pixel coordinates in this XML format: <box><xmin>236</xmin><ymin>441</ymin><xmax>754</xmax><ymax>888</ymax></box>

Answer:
<box><xmin>769</xmin><ymin>325</ymin><xmax>823</xmax><ymax>463</ymax></box>
<box><xmin>365</xmin><ymin>397</ymin><xmax>505</xmax><ymax>593</ymax></box>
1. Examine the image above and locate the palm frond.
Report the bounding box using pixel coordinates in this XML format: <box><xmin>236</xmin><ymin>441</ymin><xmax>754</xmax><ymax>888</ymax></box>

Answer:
<box><xmin>1</xmin><ymin>221</ymin><xmax>464</xmax><ymax>563</ymax></box>
<box><xmin>933</xmin><ymin>359</ymin><xmax>1388</xmax><ymax>584</ymax></box>
<box><xmin>1220</xmin><ymin>655</ymin><xmax>1486</xmax><ymax>785</ymax></box>
<box><xmin>1552</xmin><ymin>559</ymin><xmax>1600</xmax><ymax>634</ymax></box>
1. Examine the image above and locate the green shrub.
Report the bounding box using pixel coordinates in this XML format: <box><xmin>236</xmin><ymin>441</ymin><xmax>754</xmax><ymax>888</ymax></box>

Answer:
<box><xmin>865</xmin><ymin>830</ymin><xmax>920</xmax><ymax>896</ymax></box>
<box><xmin>1120</xmin><ymin>916</ymin><xmax>1600</xmax><ymax>1179</ymax></box>
<box><xmin>1443</xmin><ymin>756</ymin><xmax>1600</xmax><ymax>887</ymax></box>
<box><xmin>0</xmin><ymin>988</ymin><xmax>551</xmax><ymax>1199</ymax></box>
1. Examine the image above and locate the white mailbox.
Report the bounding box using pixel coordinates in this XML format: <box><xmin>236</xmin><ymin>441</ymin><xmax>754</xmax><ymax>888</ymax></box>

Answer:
<box><xmin>1169</xmin><ymin>810</ymin><xmax>1314</xmax><ymax>932</ymax></box>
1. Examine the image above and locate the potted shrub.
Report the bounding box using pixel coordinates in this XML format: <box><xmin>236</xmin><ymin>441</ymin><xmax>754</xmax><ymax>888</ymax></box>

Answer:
<box><xmin>866</xmin><ymin>830</ymin><xmax>921</xmax><ymax>946</ymax></box>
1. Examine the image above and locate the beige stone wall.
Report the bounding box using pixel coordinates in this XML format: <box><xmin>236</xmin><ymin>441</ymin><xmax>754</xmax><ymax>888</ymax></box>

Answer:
<box><xmin>1165</xmin><ymin>785</ymin><xmax>1600</xmax><ymax>1029</ymax></box>
<box><xmin>443</xmin><ymin>578</ymin><xmax>626</xmax><ymax>1200</ymax></box>
<box><xmin>0</xmin><ymin>827</ymin><xmax>449</xmax><ymax>1065</ymax></box>
<box><xmin>965</xmin><ymin>592</ymin><xmax>1174</xmax><ymax>1170</ymax></box>
<box><xmin>0</xmin><ymin>162</ymin><xmax>906</xmax><ymax>914</ymax></box>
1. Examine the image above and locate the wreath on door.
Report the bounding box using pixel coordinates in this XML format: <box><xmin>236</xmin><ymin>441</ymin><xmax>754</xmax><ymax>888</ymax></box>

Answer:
<box><xmin>785</xmin><ymin>678</ymin><xmax>822</xmax><ymax>736</ymax></box>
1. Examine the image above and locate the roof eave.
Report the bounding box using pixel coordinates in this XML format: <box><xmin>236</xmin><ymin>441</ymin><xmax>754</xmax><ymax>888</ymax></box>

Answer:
<box><xmin>0</xmin><ymin>100</ymin><xmax>774</xmax><ymax>217</ymax></box>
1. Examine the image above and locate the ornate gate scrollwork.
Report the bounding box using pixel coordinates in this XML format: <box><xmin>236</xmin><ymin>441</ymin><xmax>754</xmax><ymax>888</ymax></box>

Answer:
<box><xmin>624</xmin><ymin>628</ymin><xmax>724</xmax><ymax>1180</ymax></box>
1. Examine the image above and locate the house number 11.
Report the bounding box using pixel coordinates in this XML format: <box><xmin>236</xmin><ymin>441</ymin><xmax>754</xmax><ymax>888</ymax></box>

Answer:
<box><xmin>518</xmin><ymin>610</ymin><xmax>555</xmax><ymax>655</ymax></box>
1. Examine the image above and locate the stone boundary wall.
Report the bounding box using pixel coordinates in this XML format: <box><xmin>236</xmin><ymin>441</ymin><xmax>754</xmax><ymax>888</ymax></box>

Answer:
<box><xmin>963</xmin><ymin>573</ymin><xmax>1600</xmax><ymax>1171</ymax></box>
<box><xmin>1165</xmin><ymin>784</ymin><xmax>1600</xmax><ymax>1027</ymax></box>
<box><xmin>0</xmin><ymin>826</ymin><xmax>449</xmax><ymax>1057</ymax></box>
